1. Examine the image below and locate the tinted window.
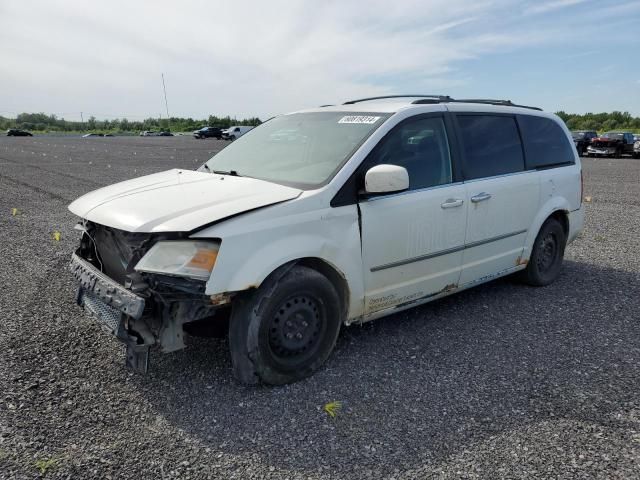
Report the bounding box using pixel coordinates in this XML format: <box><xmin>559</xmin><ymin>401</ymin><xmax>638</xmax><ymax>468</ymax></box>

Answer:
<box><xmin>366</xmin><ymin>116</ymin><xmax>452</xmax><ymax>190</ymax></box>
<box><xmin>518</xmin><ymin>115</ymin><xmax>575</xmax><ymax>169</ymax></box>
<box><xmin>457</xmin><ymin>115</ymin><xmax>524</xmax><ymax>180</ymax></box>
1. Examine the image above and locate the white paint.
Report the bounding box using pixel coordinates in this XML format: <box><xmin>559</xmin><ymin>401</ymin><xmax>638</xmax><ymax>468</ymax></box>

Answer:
<box><xmin>68</xmin><ymin>169</ymin><xmax>301</xmax><ymax>232</ymax></box>
<box><xmin>359</xmin><ymin>183</ymin><xmax>467</xmax><ymax>314</ymax></box>
<box><xmin>364</xmin><ymin>164</ymin><xmax>409</xmax><ymax>193</ymax></box>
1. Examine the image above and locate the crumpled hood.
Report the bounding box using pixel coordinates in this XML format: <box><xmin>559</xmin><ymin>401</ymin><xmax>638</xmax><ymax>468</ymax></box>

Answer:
<box><xmin>68</xmin><ymin>169</ymin><xmax>302</xmax><ymax>233</ymax></box>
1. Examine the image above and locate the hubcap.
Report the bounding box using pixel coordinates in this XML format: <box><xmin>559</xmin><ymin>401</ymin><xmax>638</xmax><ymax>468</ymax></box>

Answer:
<box><xmin>537</xmin><ymin>232</ymin><xmax>557</xmax><ymax>273</ymax></box>
<box><xmin>268</xmin><ymin>295</ymin><xmax>323</xmax><ymax>361</ymax></box>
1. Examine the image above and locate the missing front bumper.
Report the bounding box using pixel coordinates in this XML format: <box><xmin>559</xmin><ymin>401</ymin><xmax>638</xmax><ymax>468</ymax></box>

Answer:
<box><xmin>70</xmin><ymin>253</ymin><xmax>145</xmax><ymax>319</ymax></box>
<box><xmin>70</xmin><ymin>253</ymin><xmax>152</xmax><ymax>373</ymax></box>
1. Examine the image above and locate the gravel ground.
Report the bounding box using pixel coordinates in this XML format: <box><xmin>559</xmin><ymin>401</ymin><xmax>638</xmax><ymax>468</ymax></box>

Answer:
<box><xmin>0</xmin><ymin>136</ymin><xmax>639</xmax><ymax>479</ymax></box>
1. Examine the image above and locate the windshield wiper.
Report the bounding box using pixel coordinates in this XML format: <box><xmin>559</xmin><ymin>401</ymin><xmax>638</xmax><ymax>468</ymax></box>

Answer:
<box><xmin>212</xmin><ymin>170</ymin><xmax>241</xmax><ymax>177</ymax></box>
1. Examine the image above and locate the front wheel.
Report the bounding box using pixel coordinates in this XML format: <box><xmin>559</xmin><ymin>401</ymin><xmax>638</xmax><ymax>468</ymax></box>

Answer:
<box><xmin>519</xmin><ymin>217</ymin><xmax>566</xmax><ymax>286</ymax></box>
<box><xmin>229</xmin><ymin>265</ymin><xmax>342</xmax><ymax>385</ymax></box>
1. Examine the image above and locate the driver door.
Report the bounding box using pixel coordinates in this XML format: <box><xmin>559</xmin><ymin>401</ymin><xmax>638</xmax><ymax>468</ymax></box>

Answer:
<box><xmin>358</xmin><ymin>114</ymin><xmax>467</xmax><ymax>314</ymax></box>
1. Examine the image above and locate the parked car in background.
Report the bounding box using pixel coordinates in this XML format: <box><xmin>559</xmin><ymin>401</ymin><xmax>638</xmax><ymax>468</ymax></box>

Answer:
<box><xmin>587</xmin><ymin>131</ymin><xmax>635</xmax><ymax>157</ymax></box>
<box><xmin>571</xmin><ymin>130</ymin><xmax>597</xmax><ymax>156</ymax></box>
<box><xmin>68</xmin><ymin>95</ymin><xmax>584</xmax><ymax>385</ymax></box>
<box><xmin>193</xmin><ymin>126</ymin><xmax>223</xmax><ymax>139</ymax></box>
<box><xmin>82</xmin><ymin>133</ymin><xmax>103</xmax><ymax>138</ymax></box>
<box><xmin>6</xmin><ymin>128</ymin><xmax>33</xmax><ymax>136</ymax></box>
<box><xmin>222</xmin><ymin>125</ymin><xmax>254</xmax><ymax>140</ymax></box>
<box><xmin>157</xmin><ymin>131</ymin><xmax>174</xmax><ymax>137</ymax></box>
<box><xmin>634</xmin><ymin>139</ymin><xmax>640</xmax><ymax>158</ymax></box>
<box><xmin>140</xmin><ymin>131</ymin><xmax>158</xmax><ymax>137</ymax></box>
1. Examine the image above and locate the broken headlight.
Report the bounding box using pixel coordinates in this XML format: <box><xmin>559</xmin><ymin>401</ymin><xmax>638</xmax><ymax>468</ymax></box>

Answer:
<box><xmin>134</xmin><ymin>240</ymin><xmax>220</xmax><ymax>281</ymax></box>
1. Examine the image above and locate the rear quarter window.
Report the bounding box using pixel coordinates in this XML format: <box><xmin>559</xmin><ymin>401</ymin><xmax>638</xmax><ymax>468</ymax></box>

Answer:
<box><xmin>457</xmin><ymin>114</ymin><xmax>525</xmax><ymax>180</ymax></box>
<box><xmin>517</xmin><ymin>115</ymin><xmax>575</xmax><ymax>169</ymax></box>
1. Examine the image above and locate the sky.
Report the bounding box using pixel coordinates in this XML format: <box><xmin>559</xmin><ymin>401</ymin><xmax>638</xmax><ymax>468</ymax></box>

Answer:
<box><xmin>1</xmin><ymin>0</ymin><xmax>639</xmax><ymax>121</ymax></box>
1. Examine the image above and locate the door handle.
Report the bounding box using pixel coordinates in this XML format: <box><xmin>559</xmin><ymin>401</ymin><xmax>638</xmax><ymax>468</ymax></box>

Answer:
<box><xmin>470</xmin><ymin>192</ymin><xmax>492</xmax><ymax>203</ymax></box>
<box><xmin>441</xmin><ymin>198</ymin><xmax>464</xmax><ymax>209</ymax></box>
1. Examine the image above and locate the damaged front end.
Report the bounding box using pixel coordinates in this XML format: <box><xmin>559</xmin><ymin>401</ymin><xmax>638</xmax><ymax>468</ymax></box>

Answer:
<box><xmin>69</xmin><ymin>222</ymin><xmax>223</xmax><ymax>373</ymax></box>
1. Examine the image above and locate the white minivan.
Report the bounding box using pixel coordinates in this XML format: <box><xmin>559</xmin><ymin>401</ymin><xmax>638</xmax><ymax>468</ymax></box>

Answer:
<box><xmin>68</xmin><ymin>95</ymin><xmax>584</xmax><ymax>384</ymax></box>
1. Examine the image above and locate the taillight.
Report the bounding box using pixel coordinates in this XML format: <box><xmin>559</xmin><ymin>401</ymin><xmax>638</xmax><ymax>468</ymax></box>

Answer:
<box><xmin>580</xmin><ymin>169</ymin><xmax>584</xmax><ymax>206</ymax></box>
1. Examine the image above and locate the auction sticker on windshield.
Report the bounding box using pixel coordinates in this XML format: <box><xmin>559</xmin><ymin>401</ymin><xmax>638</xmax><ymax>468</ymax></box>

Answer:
<box><xmin>338</xmin><ymin>116</ymin><xmax>381</xmax><ymax>124</ymax></box>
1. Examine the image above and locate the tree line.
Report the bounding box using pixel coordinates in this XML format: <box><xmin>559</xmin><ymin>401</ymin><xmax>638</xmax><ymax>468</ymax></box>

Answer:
<box><xmin>555</xmin><ymin>111</ymin><xmax>640</xmax><ymax>133</ymax></box>
<box><xmin>2</xmin><ymin>110</ymin><xmax>640</xmax><ymax>134</ymax></box>
<box><xmin>0</xmin><ymin>112</ymin><xmax>262</xmax><ymax>133</ymax></box>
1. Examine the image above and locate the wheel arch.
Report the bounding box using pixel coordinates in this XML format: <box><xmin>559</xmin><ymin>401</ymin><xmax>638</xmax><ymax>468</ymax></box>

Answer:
<box><xmin>256</xmin><ymin>257</ymin><xmax>350</xmax><ymax>322</ymax></box>
<box><xmin>549</xmin><ymin>209</ymin><xmax>569</xmax><ymax>238</ymax></box>
<box><xmin>523</xmin><ymin>197</ymin><xmax>572</xmax><ymax>260</ymax></box>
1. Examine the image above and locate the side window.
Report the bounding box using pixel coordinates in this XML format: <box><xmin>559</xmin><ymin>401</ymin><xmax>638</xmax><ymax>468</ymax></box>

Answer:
<box><xmin>518</xmin><ymin>115</ymin><xmax>575</xmax><ymax>169</ymax></box>
<box><xmin>457</xmin><ymin>115</ymin><xmax>525</xmax><ymax>180</ymax></box>
<box><xmin>365</xmin><ymin>116</ymin><xmax>452</xmax><ymax>191</ymax></box>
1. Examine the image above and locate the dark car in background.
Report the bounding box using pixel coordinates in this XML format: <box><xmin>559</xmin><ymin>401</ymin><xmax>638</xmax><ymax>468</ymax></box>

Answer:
<box><xmin>193</xmin><ymin>126</ymin><xmax>223</xmax><ymax>139</ymax></box>
<box><xmin>571</xmin><ymin>130</ymin><xmax>597</xmax><ymax>156</ymax></box>
<box><xmin>587</xmin><ymin>131</ymin><xmax>635</xmax><ymax>157</ymax></box>
<box><xmin>6</xmin><ymin>128</ymin><xmax>33</xmax><ymax>137</ymax></box>
<box><xmin>157</xmin><ymin>131</ymin><xmax>174</xmax><ymax>137</ymax></box>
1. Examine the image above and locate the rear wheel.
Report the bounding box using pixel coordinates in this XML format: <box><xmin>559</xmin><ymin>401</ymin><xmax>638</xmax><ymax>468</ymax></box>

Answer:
<box><xmin>229</xmin><ymin>265</ymin><xmax>342</xmax><ymax>385</ymax></box>
<box><xmin>519</xmin><ymin>217</ymin><xmax>566</xmax><ymax>286</ymax></box>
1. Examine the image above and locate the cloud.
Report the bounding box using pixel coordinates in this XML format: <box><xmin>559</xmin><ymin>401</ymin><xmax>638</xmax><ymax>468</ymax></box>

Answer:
<box><xmin>523</xmin><ymin>0</ymin><xmax>588</xmax><ymax>15</ymax></box>
<box><xmin>0</xmin><ymin>0</ymin><xmax>637</xmax><ymax>119</ymax></box>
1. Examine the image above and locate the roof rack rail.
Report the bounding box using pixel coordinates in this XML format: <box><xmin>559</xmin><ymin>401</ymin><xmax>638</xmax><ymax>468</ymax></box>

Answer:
<box><xmin>343</xmin><ymin>95</ymin><xmax>451</xmax><ymax>105</ymax></box>
<box><xmin>455</xmin><ymin>98</ymin><xmax>542</xmax><ymax>111</ymax></box>
<box><xmin>411</xmin><ymin>97</ymin><xmax>542</xmax><ymax>111</ymax></box>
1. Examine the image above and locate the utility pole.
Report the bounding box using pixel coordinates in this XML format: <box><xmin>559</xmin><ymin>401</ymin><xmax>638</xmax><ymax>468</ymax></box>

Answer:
<box><xmin>80</xmin><ymin>112</ymin><xmax>84</xmax><ymax>123</ymax></box>
<box><xmin>161</xmin><ymin>73</ymin><xmax>170</xmax><ymax>131</ymax></box>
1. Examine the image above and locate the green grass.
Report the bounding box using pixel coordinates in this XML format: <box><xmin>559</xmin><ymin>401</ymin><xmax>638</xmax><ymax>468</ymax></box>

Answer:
<box><xmin>35</xmin><ymin>457</ymin><xmax>61</xmax><ymax>475</ymax></box>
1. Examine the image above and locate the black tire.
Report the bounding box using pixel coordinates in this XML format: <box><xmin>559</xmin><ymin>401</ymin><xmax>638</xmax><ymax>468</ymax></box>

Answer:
<box><xmin>519</xmin><ymin>217</ymin><xmax>566</xmax><ymax>286</ymax></box>
<box><xmin>229</xmin><ymin>265</ymin><xmax>342</xmax><ymax>385</ymax></box>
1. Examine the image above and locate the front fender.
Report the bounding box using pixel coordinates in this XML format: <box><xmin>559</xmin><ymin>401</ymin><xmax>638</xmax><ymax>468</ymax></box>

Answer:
<box><xmin>197</xmin><ymin>205</ymin><xmax>365</xmax><ymax>319</ymax></box>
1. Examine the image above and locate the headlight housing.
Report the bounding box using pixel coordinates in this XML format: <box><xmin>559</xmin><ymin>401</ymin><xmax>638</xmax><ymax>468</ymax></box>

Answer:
<box><xmin>134</xmin><ymin>240</ymin><xmax>220</xmax><ymax>280</ymax></box>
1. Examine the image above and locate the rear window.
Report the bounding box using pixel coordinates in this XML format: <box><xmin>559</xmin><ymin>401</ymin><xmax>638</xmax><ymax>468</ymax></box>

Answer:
<box><xmin>519</xmin><ymin>115</ymin><xmax>575</xmax><ymax>169</ymax></box>
<box><xmin>457</xmin><ymin>115</ymin><xmax>525</xmax><ymax>180</ymax></box>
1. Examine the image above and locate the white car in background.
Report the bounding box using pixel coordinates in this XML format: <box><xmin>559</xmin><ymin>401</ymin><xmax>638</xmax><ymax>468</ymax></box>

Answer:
<box><xmin>222</xmin><ymin>125</ymin><xmax>253</xmax><ymax>140</ymax></box>
<box><xmin>68</xmin><ymin>95</ymin><xmax>584</xmax><ymax>385</ymax></box>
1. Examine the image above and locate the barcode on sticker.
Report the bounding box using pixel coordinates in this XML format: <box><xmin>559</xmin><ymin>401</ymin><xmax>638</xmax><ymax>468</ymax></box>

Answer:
<box><xmin>338</xmin><ymin>116</ymin><xmax>381</xmax><ymax>124</ymax></box>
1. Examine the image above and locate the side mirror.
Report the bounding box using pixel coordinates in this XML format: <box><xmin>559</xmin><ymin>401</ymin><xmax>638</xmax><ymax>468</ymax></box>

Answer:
<box><xmin>364</xmin><ymin>164</ymin><xmax>409</xmax><ymax>194</ymax></box>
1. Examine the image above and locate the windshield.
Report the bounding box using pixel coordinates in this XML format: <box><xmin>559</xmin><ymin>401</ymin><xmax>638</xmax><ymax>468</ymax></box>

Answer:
<box><xmin>572</xmin><ymin>132</ymin><xmax>585</xmax><ymax>139</ymax></box>
<box><xmin>602</xmin><ymin>132</ymin><xmax>623</xmax><ymax>139</ymax></box>
<box><xmin>200</xmin><ymin>112</ymin><xmax>390</xmax><ymax>188</ymax></box>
